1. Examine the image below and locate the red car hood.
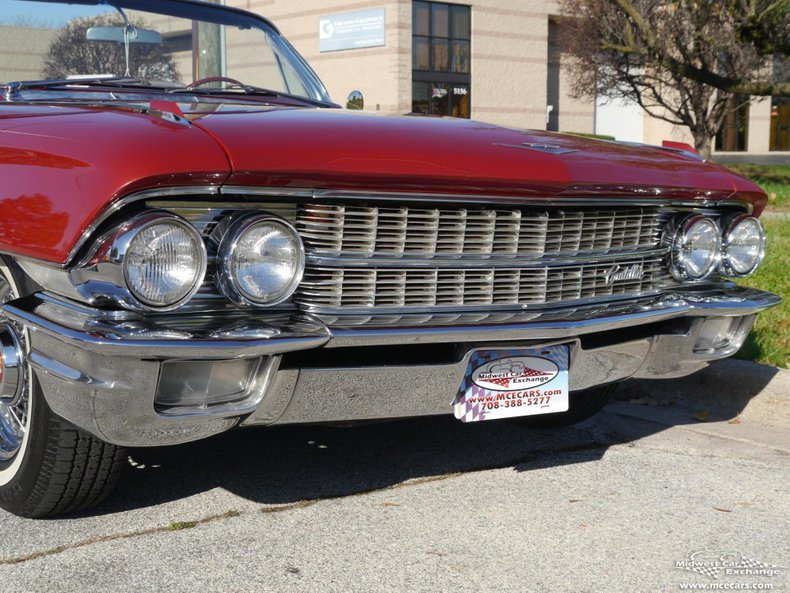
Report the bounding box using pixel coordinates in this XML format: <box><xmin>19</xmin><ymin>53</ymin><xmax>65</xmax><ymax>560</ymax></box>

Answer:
<box><xmin>191</xmin><ymin>108</ymin><xmax>763</xmax><ymax>202</ymax></box>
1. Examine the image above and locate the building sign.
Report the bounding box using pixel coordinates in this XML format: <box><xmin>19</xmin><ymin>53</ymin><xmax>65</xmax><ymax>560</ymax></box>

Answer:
<box><xmin>319</xmin><ymin>8</ymin><xmax>386</xmax><ymax>53</ymax></box>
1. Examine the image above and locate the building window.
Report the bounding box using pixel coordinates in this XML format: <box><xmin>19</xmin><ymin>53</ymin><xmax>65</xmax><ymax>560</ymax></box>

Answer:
<box><xmin>716</xmin><ymin>96</ymin><xmax>749</xmax><ymax>152</ymax></box>
<box><xmin>770</xmin><ymin>97</ymin><xmax>790</xmax><ymax>151</ymax></box>
<box><xmin>412</xmin><ymin>1</ymin><xmax>470</xmax><ymax>118</ymax></box>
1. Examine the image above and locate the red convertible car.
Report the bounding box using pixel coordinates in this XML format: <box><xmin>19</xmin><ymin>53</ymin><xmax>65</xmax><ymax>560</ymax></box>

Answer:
<box><xmin>0</xmin><ymin>0</ymin><xmax>780</xmax><ymax>517</ymax></box>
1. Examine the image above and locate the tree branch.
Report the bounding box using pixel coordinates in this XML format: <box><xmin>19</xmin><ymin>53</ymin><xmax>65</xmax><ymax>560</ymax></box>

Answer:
<box><xmin>605</xmin><ymin>0</ymin><xmax>790</xmax><ymax>97</ymax></box>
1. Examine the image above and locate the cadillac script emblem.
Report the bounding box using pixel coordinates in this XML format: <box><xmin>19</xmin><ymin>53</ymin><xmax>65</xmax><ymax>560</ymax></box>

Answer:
<box><xmin>604</xmin><ymin>264</ymin><xmax>645</xmax><ymax>285</ymax></box>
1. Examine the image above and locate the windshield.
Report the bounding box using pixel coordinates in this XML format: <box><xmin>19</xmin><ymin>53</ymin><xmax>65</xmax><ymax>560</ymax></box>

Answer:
<box><xmin>0</xmin><ymin>0</ymin><xmax>332</xmax><ymax>103</ymax></box>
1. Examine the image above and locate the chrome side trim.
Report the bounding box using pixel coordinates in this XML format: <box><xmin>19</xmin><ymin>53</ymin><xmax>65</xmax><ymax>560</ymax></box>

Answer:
<box><xmin>305</xmin><ymin>248</ymin><xmax>670</xmax><ymax>269</ymax></box>
<box><xmin>220</xmin><ymin>186</ymin><xmax>315</xmax><ymax>198</ymax></box>
<box><xmin>2</xmin><ymin>295</ymin><xmax>330</xmax><ymax>359</ymax></box>
<box><xmin>219</xmin><ymin>186</ymin><xmax>755</xmax><ymax>211</ymax></box>
<box><xmin>322</xmin><ymin>287</ymin><xmax>781</xmax><ymax>347</ymax></box>
<box><xmin>64</xmin><ymin>185</ymin><xmax>221</xmax><ymax>266</ymax></box>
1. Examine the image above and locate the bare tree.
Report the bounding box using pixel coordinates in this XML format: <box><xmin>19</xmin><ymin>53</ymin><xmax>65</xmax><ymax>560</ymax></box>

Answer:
<box><xmin>559</xmin><ymin>0</ymin><xmax>790</xmax><ymax>158</ymax></box>
<box><xmin>43</xmin><ymin>15</ymin><xmax>178</xmax><ymax>82</ymax></box>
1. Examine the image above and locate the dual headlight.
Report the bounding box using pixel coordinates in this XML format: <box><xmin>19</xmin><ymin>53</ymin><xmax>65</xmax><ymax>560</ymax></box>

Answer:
<box><xmin>669</xmin><ymin>214</ymin><xmax>765</xmax><ymax>281</ymax></box>
<box><xmin>121</xmin><ymin>214</ymin><xmax>207</xmax><ymax>309</ymax></box>
<box><xmin>215</xmin><ymin>214</ymin><xmax>305</xmax><ymax>307</ymax></box>
<box><xmin>88</xmin><ymin>212</ymin><xmax>304</xmax><ymax>311</ymax></box>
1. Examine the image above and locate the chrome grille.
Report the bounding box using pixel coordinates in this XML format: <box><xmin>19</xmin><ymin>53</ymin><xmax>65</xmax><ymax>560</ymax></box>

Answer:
<box><xmin>298</xmin><ymin>257</ymin><xmax>668</xmax><ymax>312</ymax></box>
<box><xmin>149</xmin><ymin>197</ymin><xmax>675</xmax><ymax>318</ymax></box>
<box><xmin>297</xmin><ymin>204</ymin><xmax>662</xmax><ymax>258</ymax></box>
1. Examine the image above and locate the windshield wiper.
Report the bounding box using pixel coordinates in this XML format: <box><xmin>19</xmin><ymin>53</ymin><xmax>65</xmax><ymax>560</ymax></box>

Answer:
<box><xmin>5</xmin><ymin>77</ymin><xmax>338</xmax><ymax>108</ymax></box>
<box><xmin>9</xmin><ymin>77</ymin><xmax>179</xmax><ymax>93</ymax></box>
<box><xmin>165</xmin><ymin>82</ymin><xmax>337</xmax><ymax>108</ymax></box>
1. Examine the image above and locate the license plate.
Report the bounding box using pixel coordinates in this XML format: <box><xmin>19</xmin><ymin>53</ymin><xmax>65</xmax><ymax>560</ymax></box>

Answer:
<box><xmin>453</xmin><ymin>345</ymin><xmax>570</xmax><ymax>422</ymax></box>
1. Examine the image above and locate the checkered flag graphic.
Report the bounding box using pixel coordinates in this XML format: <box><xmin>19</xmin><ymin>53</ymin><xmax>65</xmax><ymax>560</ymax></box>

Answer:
<box><xmin>684</xmin><ymin>565</ymin><xmax>721</xmax><ymax>579</ymax></box>
<box><xmin>521</xmin><ymin>368</ymin><xmax>552</xmax><ymax>377</ymax></box>
<box><xmin>736</xmin><ymin>556</ymin><xmax>771</xmax><ymax>568</ymax></box>
<box><xmin>454</xmin><ymin>386</ymin><xmax>487</xmax><ymax>422</ymax></box>
<box><xmin>487</xmin><ymin>377</ymin><xmax>512</xmax><ymax>388</ymax></box>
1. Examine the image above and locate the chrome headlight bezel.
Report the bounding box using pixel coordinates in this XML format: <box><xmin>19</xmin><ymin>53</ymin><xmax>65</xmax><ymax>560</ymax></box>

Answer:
<box><xmin>720</xmin><ymin>214</ymin><xmax>766</xmax><ymax>278</ymax></box>
<box><xmin>215</xmin><ymin>213</ymin><xmax>305</xmax><ymax>307</ymax></box>
<box><xmin>120</xmin><ymin>213</ymin><xmax>208</xmax><ymax>310</ymax></box>
<box><xmin>68</xmin><ymin>211</ymin><xmax>207</xmax><ymax>312</ymax></box>
<box><xmin>668</xmin><ymin>214</ymin><xmax>722</xmax><ymax>281</ymax></box>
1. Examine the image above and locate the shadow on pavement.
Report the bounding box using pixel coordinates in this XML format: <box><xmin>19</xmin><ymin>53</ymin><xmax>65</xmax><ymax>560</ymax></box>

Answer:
<box><xmin>81</xmin><ymin>360</ymin><xmax>779</xmax><ymax>517</ymax></box>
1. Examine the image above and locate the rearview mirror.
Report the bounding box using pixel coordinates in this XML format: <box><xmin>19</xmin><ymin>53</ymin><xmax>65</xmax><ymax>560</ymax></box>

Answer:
<box><xmin>87</xmin><ymin>26</ymin><xmax>163</xmax><ymax>45</ymax></box>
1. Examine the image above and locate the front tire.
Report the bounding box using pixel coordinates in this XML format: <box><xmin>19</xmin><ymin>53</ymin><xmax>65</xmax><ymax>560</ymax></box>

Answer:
<box><xmin>0</xmin><ymin>261</ymin><xmax>125</xmax><ymax>518</ymax></box>
<box><xmin>0</xmin><ymin>379</ymin><xmax>126</xmax><ymax>518</ymax></box>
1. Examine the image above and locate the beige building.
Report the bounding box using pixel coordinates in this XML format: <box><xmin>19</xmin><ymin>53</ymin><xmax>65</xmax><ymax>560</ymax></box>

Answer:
<box><xmin>229</xmin><ymin>0</ymin><xmax>595</xmax><ymax>134</ymax></box>
<box><xmin>0</xmin><ymin>26</ymin><xmax>56</xmax><ymax>81</ymax></box>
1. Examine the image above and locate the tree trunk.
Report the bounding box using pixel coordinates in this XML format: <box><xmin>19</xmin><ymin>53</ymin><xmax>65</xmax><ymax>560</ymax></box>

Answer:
<box><xmin>693</xmin><ymin>134</ymin><xmax>713</xmax><ymax>160</ymax></box>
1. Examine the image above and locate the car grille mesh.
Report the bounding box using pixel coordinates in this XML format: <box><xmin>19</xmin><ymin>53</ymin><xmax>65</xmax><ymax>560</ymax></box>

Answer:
<box><xmin>294</xmin><ymin>203</ymin><xmax>670</xmax><ymax>313</ymax></box>
<box><xmin>299</xmin><ymin>257</ymin><xmax>667</xmax><ymax>310</ymax></box>
<box><xmin>297</xmin><ymin>204</ymin><xmax>661</xmax><ymax>258</ymax></box>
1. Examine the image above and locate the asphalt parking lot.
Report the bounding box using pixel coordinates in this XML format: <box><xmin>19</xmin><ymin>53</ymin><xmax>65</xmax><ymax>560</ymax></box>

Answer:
<box><xmin>1</xmin><ymin>359</ymin><xmax>788</xmax><ymax>593</ymax></box>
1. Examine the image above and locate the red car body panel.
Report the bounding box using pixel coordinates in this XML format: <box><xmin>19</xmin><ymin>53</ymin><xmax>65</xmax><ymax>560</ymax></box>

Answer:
<box><xmin>0</xmin><ymin>104</ymin><xmax>231</xmax><ymax>263</ymax></box>
<box><xmin>0</xmin><ymin>102</ymin><xmax>767</xmax><ymax>264</ymax></box>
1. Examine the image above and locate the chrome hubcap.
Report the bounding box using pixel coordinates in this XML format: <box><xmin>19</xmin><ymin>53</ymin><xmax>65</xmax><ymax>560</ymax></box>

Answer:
<box><xmin>0</xmin><ymin>275</ymin><xmax>27</xmax><ymax>462</ymax></box>
<box><xmin>0</xmin><ymin>397</ymin><xmax>27</xmax><ymax>461</ymax></box>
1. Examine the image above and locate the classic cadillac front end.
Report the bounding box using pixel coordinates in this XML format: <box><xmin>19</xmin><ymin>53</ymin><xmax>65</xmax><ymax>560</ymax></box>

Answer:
<box><xmin>6</xmin><ymin>183</ymin><xmax>780</xmax><ymax>445</ymax></box>
<box><xmin>0</xmin><ymin>0</ymin><xmax>780</xmax><ymax>517</ymax></box>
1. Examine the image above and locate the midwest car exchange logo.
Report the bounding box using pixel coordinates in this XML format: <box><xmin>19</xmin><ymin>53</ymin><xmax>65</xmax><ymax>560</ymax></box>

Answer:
<box><xmin>675</xmin><ymin>545</ymin><xmax>781</xmax><ymax>582</ymax></box>
<box><xmin>471</xmin><ymin>357</ymin><xmax>559</xmax><ymax>391</ymax></box>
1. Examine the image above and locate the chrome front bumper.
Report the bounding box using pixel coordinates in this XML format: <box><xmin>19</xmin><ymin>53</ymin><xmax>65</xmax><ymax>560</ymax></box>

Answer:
<box><xmin>2</xmin><ymin>286</ymin><xmax>781</xmax><ymax>447</ymax></box>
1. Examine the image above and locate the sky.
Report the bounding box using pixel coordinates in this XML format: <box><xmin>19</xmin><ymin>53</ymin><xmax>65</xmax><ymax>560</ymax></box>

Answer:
<box><xmin>0</xmin><ymin>1</ymin><xmax>110</xmax><ymax>28</ymax></box>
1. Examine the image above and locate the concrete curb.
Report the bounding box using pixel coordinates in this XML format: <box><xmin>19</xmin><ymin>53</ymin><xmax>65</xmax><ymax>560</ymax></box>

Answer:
<box><xmin>617</xmin><ymin>358</ymin><xmax>790</xmax><ymax>428</ymax></box>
